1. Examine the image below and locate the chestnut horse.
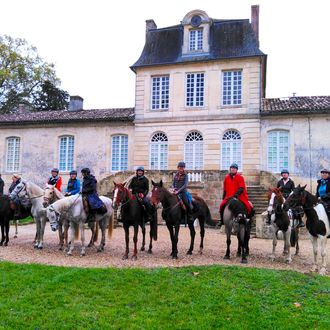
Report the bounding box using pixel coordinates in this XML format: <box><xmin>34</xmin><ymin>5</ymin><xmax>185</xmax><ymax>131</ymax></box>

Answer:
<box><xmin>150</xmin><ymin>180</ymin><xmax>215</xmax><ymax>259</ymax></box>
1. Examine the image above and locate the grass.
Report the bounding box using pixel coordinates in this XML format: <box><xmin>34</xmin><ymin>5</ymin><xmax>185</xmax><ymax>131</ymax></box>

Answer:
<box><xmin>10</xmin><ymin>216</ymin><xmax>34</xmax><ymax>225</ymax></box>
<box><xmin>0</xmin><ymin>262</ymin><xmax>329</xmax><ymax>329</ymax></box>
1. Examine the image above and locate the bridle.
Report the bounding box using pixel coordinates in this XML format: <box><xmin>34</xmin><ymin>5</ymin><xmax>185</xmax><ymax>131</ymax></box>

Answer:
<box><xmin>151</xmin><ymin>185</ymin><xmax>180</xmax><ymax>212</ymax></box>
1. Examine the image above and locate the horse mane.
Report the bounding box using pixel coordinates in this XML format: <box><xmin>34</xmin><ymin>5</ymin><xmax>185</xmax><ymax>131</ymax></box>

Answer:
<box><xmin>52</xmin><ymin>194</ymin><xmax>81</xmax><ymax>213</ymax></box>
<box><xmin>26</xmin><ymin>181</ymin><xmax>44</xmax><ymax>195</ymax></box>
<box><xmin>268</xmin><ymin>187</ymin><xmax>284</xmax><ymax>204</ymax></box>
<box><xmin>116</xmin><ymin>183</ymin><xmax>133</xmax><ymax>200</ymax></box>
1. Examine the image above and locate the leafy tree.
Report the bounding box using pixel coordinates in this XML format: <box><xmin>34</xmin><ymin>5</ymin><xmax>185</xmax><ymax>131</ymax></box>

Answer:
<box><xmin>0</xmin><ymin>35</ymin><xmax>69</xmax><ymax>113</ymax></box>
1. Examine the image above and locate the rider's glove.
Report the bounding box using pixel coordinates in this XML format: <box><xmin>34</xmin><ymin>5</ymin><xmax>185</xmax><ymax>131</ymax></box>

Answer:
<box><xmin>138</xmin><ymin>193</ymin><xmax>144</xmax><ymax>198</ymax></box>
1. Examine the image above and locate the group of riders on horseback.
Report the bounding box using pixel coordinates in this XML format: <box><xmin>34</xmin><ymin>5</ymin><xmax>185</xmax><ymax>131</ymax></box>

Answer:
<box><xmin>1</xmin><ymin>162</ymin><xmax>330</xmax><ymax>229</ymax></box>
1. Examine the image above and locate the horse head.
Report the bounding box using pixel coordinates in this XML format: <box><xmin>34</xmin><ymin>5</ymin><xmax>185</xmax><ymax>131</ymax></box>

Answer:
<box><xmin>283</xmin><ymin>184</ymin><xmax>307</xmax><ymax>212</ymax></box>
<box><xmin>150</xmin><ymin>180</ymin><xmax>165</xmax><ymax>206</ymax></box>
<box><xmin>46</xmin><ymin>204</ymin><xmax>60</xmax><ymax>231</ymax></box>
<box><xmin>10</xmin><ymin>180</ymin><xmax>28</xmax><ymax>200</ymax></box>
<box><xmin>43</xmin><ymin>184</ymin><xmax>56</xmax><ymax>207</ymax></box>
<box><xmin>112</xmin><ymin>182</ymin><xmax>131</xmax><ymax>208</ymax></box>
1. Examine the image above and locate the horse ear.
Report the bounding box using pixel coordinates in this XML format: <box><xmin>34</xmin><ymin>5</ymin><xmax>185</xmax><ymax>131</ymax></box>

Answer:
<box><xmin>113</xmin><ymin>181</ymin><xmax>117</xmax><ymax>186</ymax></box>
<box><xmin>302</xmin><ymin>184</ymin><xmax>307</xmax><ymax>190</ymax></box>
<box><xmin>151</xmin><ymin>180</ymin><xmax>155</xmax><ymax>186</ymax></box>
<box><xmin>160</xmin><ymin>180</ymin><xmax>163</xmax><ymax>187</ymax></box>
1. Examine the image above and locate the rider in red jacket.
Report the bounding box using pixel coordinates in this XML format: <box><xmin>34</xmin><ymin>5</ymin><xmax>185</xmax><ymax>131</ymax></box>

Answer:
<box><xmin>47</xmin><ymin>168</ymin><xmax>62</xmax><ymax>191</ymax></box>
<box><xmin>219</xmin><ymin>163</ymin><xmax>252</xmax><ymax>227</ymax></box>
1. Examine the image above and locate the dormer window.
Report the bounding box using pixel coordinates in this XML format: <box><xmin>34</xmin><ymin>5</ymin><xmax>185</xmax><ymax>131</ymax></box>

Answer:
<box><xmin>189</xmin><ymin>29</ymin><xmax>203</xmax><ymax>51</ymax></box>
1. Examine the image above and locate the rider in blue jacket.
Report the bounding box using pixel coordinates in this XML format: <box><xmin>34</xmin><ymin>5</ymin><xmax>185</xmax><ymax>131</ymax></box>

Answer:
<box><xmin>65</xmin><ymin>170</ymin><xmax>81</xmax><ymax>196</ymax></box>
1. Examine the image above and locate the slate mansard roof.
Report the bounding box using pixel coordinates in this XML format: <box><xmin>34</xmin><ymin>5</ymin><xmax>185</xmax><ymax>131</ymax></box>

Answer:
<box><xmin>261</xmin><ymin>96</ymin><xmax>330</xmax><ymax>116</ymax></box>
<box><xmin>0</xmin><ymin>108</ymin><xmax>135</xmax><ymax>126</ymax></box>
<box><xmin>131</xmin><ymin>19</ymin><xmax>265</xmax><ymax>70</ymax></box>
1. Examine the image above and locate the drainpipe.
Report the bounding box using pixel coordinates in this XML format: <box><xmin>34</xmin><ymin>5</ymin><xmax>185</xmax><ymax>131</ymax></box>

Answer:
<box><xmin>308</xmin><ymin>116</ymin><xmax>312</xmax><ymax>190</ymax></box>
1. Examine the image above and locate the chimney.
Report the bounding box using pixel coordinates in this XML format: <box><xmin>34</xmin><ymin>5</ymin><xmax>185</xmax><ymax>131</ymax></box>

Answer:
<box><xmin>68</xmin><ymin>96</ymin><xmax>83</xmax><ymax>111</ymax></box>
<box><xmin>18</xmin><ymin>104</ymin><xmax>26</xmax><ymax>113</ymax></box>
<box><xmin>251</xmin><ymin>5</ymin><xmax>259</xmax><ymax>47</ymax></box>
<box><xmin>146</xmin><ymin>19</ymin><xmax>157</xmax><ymax>36</ymax></box>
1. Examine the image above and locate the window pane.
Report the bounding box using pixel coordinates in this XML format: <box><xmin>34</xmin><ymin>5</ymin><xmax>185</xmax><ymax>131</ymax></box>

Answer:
<box><xmin>59</xmin><ymin>136</ymin><xmax>74</xmax><ymax>172</ymax></box>
<box><xmin>267</xmin><ymin>131</ymin><xmax>289</xmax><ymax>172</ymax></box>
<box><xmin>111</xmin><ymin>135</ymin><xmax>128</xmax><ymax>171</ymax></box>
<box><xmin>186</xmin><ymin>73</ymin><xmax>204</xmax><ymax>107</ymax></box>
<box><xmin>222</xmin><ymin>71</ymin><xmax>242</xmax><ymax>105</ymax></box>
<box><xmin>150</xmin><ymin>133</ymin><xmax>168</xmax><ymax>170</ymax></box>
<box><xmin>185</xmin><ymin>131</ymin><xmax>203</xmax><ymax>170</ymax></box>
<box><xmin>6</xmin><ymin>137</ymin><xmax>20</xmax><ymax>172</ymax></box>
<box><xmin>221</xmin><ymin>130</ymin><xmax>242</xmax><ymax>170</ymax></box>
<box><xmin>151</xmin><ymin>76</ymin><xmax>169</xmax><ymax>110</ymax></box>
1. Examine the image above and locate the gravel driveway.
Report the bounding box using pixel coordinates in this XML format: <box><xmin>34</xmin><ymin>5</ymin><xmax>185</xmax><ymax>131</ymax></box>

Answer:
<box><xmin>0</xmin><ymin>223</ymin><xmax>329</xmax><ymax>275</ymax></box>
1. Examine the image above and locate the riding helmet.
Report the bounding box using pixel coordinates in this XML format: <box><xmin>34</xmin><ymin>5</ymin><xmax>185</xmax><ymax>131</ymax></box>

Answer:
<box><xmin>280</xmin><ymin>169</ymin><xmax>289</xmax><ymax>174</ymax></box>
<box><xmin>320</xmin><ymin>168</ymin><xmax>330</xmax><ymax>174</ymax></box>
<box><xmin>51</xmin><ymin>168</ymin><xmax>59</xmax><ymax>173</ymax></box>
<box><xmin>70</xmin><ymin>170</ymin><xmax>77</xmax><ymax>175</ymax></box>
<box><xmin>81</xmin><ymin>168</ymin><xmax>91</xmax><ymax>175</ymax></box>
<box><xmin>136</xmin><ymin>166</ymin><xmax>144</xmax><ymax>172</ymax></box>
<box><xmin>230</xmin><ymin>163</ymin><xmax>238</xmax><ymax>169</ymax></box>
<box><xmin>177</xmin><ymin>161</ymin><xmax>186</xmax><ymax>168</ymax></box>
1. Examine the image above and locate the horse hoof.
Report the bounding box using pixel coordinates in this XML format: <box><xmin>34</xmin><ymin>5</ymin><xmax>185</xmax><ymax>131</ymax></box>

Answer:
<box><xmin>4</xmin><ymin>242</ymin><xmax>8</xmax><ymax>247</ymax></box>
<box><xmin>33</xmin><ymin>245</ymin><xmax>38</xmax><ymax>249</ymax></box>
<box><xmin>14</xmin><ymin>235</ymin><xmax>17</xmax><ymax>239</ymax></box>
<box><xmin>59</xmin><ymin>247</ymin><xmax>63</xmax><ymax>251</ymax></box>
<box><xmin>319</xmin><ymin>268</ymin><xmax>327</xmax><ymax>276</ymax></box>
<box><xmin>37</xmin><ymin>246</ymin><xmax>43</xmax><ymax>250</ymax></box>
<box><xmin>147</xmin><ymin>249</ymin><xmax>152</xmax><ymax>254</ymax></box>
<box><xmin>286</xmin><ymin>259</ymin><xmax>292</xmax><ymax>264</ymax></box>
<box><xmin>172</xmin><ymin>255</ymin><xmax>178</xmax><ymax>260</ymax></box>
<box><xmin>97</xmin><ymin>247</ymin><xmax>104</xmax><ymax>253</ymax></box>
<box><xmin>122</xmin><ymin>255</ymin><xmax>128</xmax><ymax>260</ymax></box>
<box><xmin>140</xmin><ymin>247</ymin><xmax>145</xmax><ymax>251</ymax></box>
<box><xmin>186</xmin><ymin>250</ymin><xmax>192</xmax><ymax>255</ymax></box>
<box><xmin>80</xmin><ymin>253</ymin><xmax>86</xmax><ymax>257</ymax></box>
<box><xmin>224</xmin><ymin>255</ymin><xmax>230</xmax><ymax>260</ymax></box>
<box><xmin>131</xmin><ymin>255</ymin><xmax>137</xmax><ymax>261</ymax></box>
<box><xmin>87</xmin><ymin>243</ymin><xmax>94</xmax><ymax>248</ymax></box>
<box><xmin>67</xmin><ymin>252</ymin><xmax>72</xmax><ymax>256</ymax></box>
<box><xmin>0</xmin><ymin>242</ymin><xmax>3</xmax><ymax>246</ymax></box>
<box><xmin>199</xmin><ymin>250</ymin><xmax>203</xmax><ymax>255</ymax></box>
<box><xmin>241</xmin><ymin>259</ymin><xmax>248</xmax><ymax>264</ymax></box>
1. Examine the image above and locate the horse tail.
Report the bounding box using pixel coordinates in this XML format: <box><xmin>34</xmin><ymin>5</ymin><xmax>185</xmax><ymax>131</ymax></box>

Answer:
<box><xmin>150</xmin><ymin>210</ymin><xmax>158</xmax><ymax>241</ymax></box>
<box><xmin>74</xmin><ymin>222</ymin><xmax>79</xmax><ymax>240</ymax></box>
<box><xmin>108</xmin><ymin>213</ymin><xmax>113</xmax><ymax>239</ymax></box>
<box><xmin>94</xmin><ymin>222</ymin><xmax>99</xmax><ymax>242</ymax></box>
<box><xmin>193</xmin><ymin>195</ymin><xmax>216</xmax><ymax>227</ymax></box>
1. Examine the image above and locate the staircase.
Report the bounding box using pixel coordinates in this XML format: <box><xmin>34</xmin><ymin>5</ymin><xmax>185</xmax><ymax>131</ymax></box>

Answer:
<box><xmin>247</xmin><ymin>185</ymin><xmax>269</xmax><ymax>236</ymax></box>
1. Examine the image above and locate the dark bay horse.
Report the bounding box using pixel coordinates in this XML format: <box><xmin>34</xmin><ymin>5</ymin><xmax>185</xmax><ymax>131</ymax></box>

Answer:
<box><xmin>112</xmin><ymin>182</ymin><xmax>158</xmax><ymax>260</ymax></box>
<box><xmin>150</xmin><ymin>180</ymin><xmax>215</xmax><ymax>259</ymax></box>
<box><xmin>0</xmin><ymin>195</ymin><xmax>12</xmax><ymax>246</ymax></box>
<box><xmin>222</xmin><ymin>198</ymin><xmax>252</xmax><ymax>263</ymax></box>
<box><xmin>267</xmin><ymin>188</ymin><xmax>292</xmax><ymax>263</ymax></box>
<box><xmin>284</xmin><ymin>184</ymin><xmax>330</xmax><ymax>275</ymax></box>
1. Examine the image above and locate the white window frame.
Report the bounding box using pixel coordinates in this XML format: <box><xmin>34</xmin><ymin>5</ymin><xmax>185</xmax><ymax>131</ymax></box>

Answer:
<box><xmin>186</xmin><ymin>72</ymin><xmax>204</xmax><ymax>107</ymax></box>
<box><xmin>184</xmin><ymin>131</ymin><xmax>203</xmax><ymax>170</ymax></box>
<box><xmin>267</xmin><ymin>130</ymin><xmax>289</xmax><ymax>173</ymax></box>
<box><xmin>6</xmin><ymin>137</ymin><xmax>20</xmax><ymax>172</ymax></box>
<box><xmin>222</xmin><ymin>70</ymin><xmax>242</xmax><ymax>105</ymax></box>
<box><xmin>151</xmin><ymin>76</ymin><xmax>169</xmax><ymax>110</ymax></box>
<box><xmin>189</xmin><ymin>29</ymin><xmax>203</xmax><ymax>51</ymax></box>
<box><xmin>150</xmin><ymin>132</ymin><xmax>168</xmax><ymax>170</ymax></box>
<box><xmin>59</xmin><ymin>135</ymin><xmax>74</xmax><ymax>172</ymax></box>
<box><xmin>221</xmin><ymin>130</ymin><xmax>242</xmax><ymax>170</ymax></box>
<box><xmin>111</xmin><ymin>135</ymin><xmax>128</xmax><ymax>172</ymax></box>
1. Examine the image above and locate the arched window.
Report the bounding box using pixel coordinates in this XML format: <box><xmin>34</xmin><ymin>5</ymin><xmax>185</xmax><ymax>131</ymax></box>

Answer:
<box><xmin>150</xmin><ymin>132</ymin><xmax>168</xmax><ymax>170</ymax></box>
<box><xmin>221</xmin><ymin>130</ymin><xmax>242</xmax><ymax>170</ymax></box>
<box><xmin>111</xmin><ymin>135</ymin><xmax>128</xmax><ymax>171</ymax></box>
<box><xmin>59</xmin><ymin>135</ymin><xmax>74</xmax><ymax>172</ymax></box>
<box><xmin>6</xmin><ymin>136</ymin><xmax>20</xmax><ymax>172</ymax></box>
<box><xmin>184</xmin><ymin>131</ymin><xmax>203</xmax><ymax>170</ymax></box>
<box><xmin>267</xmin><ymin>130</ymin><xmax>289</xmax><ymax>173</ymax></box>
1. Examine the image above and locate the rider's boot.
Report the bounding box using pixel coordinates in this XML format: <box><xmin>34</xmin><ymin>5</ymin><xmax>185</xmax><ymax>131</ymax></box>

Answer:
<box><xmin>298</xmin><ymin>218</ymin><xmax>305</xmax><ymax>228</ymax></box>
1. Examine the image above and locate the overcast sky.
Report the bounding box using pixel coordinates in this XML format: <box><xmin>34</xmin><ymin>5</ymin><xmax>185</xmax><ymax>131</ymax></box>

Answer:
<box><xmin>1</xmin><ymin>0</ymin><xmax>329</xmax><ymax>109</ymax></box>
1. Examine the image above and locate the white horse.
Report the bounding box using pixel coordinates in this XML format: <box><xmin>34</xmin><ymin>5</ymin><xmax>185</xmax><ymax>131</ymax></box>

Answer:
<box><xmin>46</xmin><ymin>194</ymin><xmax>113</xmax><ymax>256</ymax></box>
<box><xmin>284</xmin><ymin>185</ymin><xmax>330</xmax><ymax>275</ymax></box>
<box><xmin>10</xmin><ymin>180</ymin><xmax>47</xmax><ymax>249</ymax></box>
<box><xmin>265</xmin><ymin>188</ymin><xmax>292</xmax><ymax>264</ymax></box>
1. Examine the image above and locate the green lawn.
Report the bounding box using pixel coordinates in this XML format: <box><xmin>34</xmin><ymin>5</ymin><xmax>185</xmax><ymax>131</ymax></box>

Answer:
<box><xmin>11</xmin><ymin>216</ymin><xmax>34</xmax><ymax>225</ymax></box>
<box><xmin>0</xmin><ymin>262</ymin><xmax>329</xmax><ymax>329</ymax></box>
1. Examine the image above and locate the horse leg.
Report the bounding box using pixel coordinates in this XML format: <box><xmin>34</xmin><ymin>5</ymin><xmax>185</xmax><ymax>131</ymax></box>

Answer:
<box><xmin>132</xmin><ymin>225</ymin><xmax>138</xmax><ymax>260</ymax></box>
<box><xmin>37</xmin><ymin>217</ymin><xmax>47</xmax><ymax>249</ymax></box>
<box><xmin>4</xmin><ymin>218</ymin><xmax>10</xmax><ymax>246</ymax></box>
<box><xmin>199</xmin><ymin>218</ymin><xmax>205</xmax><ymax>254</ymax></box>
<box><xmin>319</xmin><ymin>237</ymin><xmax>327</xmax><ymax>275</ymax></box>
<box><xmin>64</xmin><ymin>221</ymin><xmax>69</xmax><ymax>248</ymax></box>
<box><xmin>97</xmin><ymin>221</ymin><xmax>106</xmax><ymax>252</ymax></box>
<box><xmin>88</xmin><ymin>222</ymin><xmax>96</xmax><ymax>247</ymax></box>
<box><xmin>295</xmin><ymin>229</ymin><xmax>300</xmax><ymax>255</ymax></box>
<box><xmin>140</xmin><ymin>223</ymin><xmax>146</xmax><ymax>251</ymax></box>
<box><xmin>186</xmin><ymin>220</ymin><xmax>195</xmax><ymax>255</ymax></box>
<box><xmin>67</xmin><ymin>222</ymin><xmax>75</xmax><ymax>256</ymax></box>
<box><xmin>14</xmin><ymin>220</ymin><xmax>18</xmax><ymax>238</ymax></box>
<box><xmin>122</xmin><ymin>224</ymin><xmax>129</xmax><ymax>260</ymax></box>
<box><xmin>172</xmin><ymin>223</ymin><xmax>180</xmax><ymax>259</ymax></box>
<box><xmin>148</xmin><ymin>226</ymin><xmax>153</xmax><ymax>254</ymax></box>
<box><xmin>0</xmin><ymin>223</ymin><xmax>4</xmax><ymax>246</ymax></box>
<box><xmin>284</xmin><ymin>229</ymin><xmax>292</xmax><ymax>263</ymax></box>
<box><xmin>34</xmin><ymin>219</ymin><xmax>40</xmax><ymax>248</ymax></box>
<box><xmin>166</xmin><ymin>223</ymin><xmax>176</xmax><ymax>257</ymax></box>
<box><xmin>239</xmin><ymin>224</ymin><xmax>247</xmax><ymax>263</ymax></box>
<box><xmin>310</xmin><ymin>236</ymin><xmax>318</xmax><ymax>272</ymax></box>
<box><xmin>270</xmin><ymin>227</ymin><xmax>277</xmax><ymax>261</ymax></box>
<box><xmin>80</xmin><ymin>222</ymin><xmax>86</xmax><ymax>256</ymax></box>
<box><xmin>58</xmin><ymin>222</ymin><xmax>64</xmax><ymax>250</ymax></box>
<box><xmin>224</xmin><ymin>227</ymin><xmax>231</xmax><ymax>259</ymax></box>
